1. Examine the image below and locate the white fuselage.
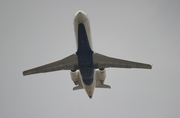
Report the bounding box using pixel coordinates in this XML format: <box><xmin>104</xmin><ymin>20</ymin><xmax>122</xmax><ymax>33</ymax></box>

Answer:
<box><xmin>73</xmin><ymin>11</ymin><xmax>95</xmax><ymax>98</ymax></box>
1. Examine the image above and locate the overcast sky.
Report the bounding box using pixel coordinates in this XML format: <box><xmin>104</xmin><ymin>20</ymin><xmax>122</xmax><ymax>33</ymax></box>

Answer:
<box><xmin>1</xmin><ymin>0</ymin><xmax>180</xmax><ymax>118</ymax></box>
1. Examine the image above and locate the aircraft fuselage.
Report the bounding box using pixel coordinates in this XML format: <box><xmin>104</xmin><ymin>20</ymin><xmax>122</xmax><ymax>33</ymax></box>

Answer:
<box><xmin>74</xmin><ymin>11</ymin><xmax>95</xmax><ymax>98</ymax></box>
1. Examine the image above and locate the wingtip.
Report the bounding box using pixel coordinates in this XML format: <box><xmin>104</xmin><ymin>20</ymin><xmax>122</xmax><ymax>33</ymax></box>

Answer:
<box><xmin>22</xmin><ymin>71</ymin><xmax>27</xmax><ymax>76</ymax></box>
<box><xmin>22</xmin><ymin>71</ymin><xmax>25</xmax><ymax>76</ymax></box>
<box><xmin>150</xmin><ymin>64</ymin><xmax>153</xmax><ymax>69</ymax></box>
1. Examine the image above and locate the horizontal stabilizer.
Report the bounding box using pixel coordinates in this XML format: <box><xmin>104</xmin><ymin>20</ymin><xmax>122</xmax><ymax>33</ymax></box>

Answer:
<box><xmin>96</xmin><ymin>84</ymin><xmax>111</xmax><ymax>89</ymax></box>
<box><xmin>73</xmin><ymin>86</ymin><xmax>83</xmax><ymax>90</ymax></box>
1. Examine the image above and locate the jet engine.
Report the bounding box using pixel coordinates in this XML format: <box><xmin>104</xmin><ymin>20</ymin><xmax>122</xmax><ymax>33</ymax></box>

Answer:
<box><xmin>70</xmin><ymin>70</ymin><xmax>81</xmax><ymax>85</ymax></box>
<box><xmin>95</xmin><ymin>69</ymin><xmax>106</xmax><ymax>83</ymax></box>
<box><xmin>95</xmin><ymin>68</ymin><xmax>111</xmax><ymax>88</ymax></box>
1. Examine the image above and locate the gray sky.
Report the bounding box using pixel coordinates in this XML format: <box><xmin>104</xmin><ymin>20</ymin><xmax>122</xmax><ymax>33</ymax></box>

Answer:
<box><xmin>1</xmin><ymin>0</ymin><xmax>180</xmax><ymax>118</ymax></box>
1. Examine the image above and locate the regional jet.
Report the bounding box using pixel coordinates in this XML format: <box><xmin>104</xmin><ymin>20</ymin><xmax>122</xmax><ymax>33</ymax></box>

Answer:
<box><xmin>23</xmin><ymin>11</ymin><xmax>152</xmax><ymax>98</ymax></box>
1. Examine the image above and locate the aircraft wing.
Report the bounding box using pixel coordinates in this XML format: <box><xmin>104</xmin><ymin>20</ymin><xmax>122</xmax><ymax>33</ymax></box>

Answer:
<box><xmin>93</xmin><ymin>52</ymin><xmax>152</xmax><ymax>69</ymax></box>
<box><xmin>23</xmin><ymin>54</ymin><xmax>79</xmax><ymax>76</ymax></box>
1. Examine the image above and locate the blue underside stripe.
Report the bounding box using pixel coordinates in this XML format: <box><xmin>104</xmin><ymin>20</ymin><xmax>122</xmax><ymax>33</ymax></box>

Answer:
<box><xmin>76</xmin><ymin>23</ymin><xmax>94</xmax><ymax>85</ymax></box>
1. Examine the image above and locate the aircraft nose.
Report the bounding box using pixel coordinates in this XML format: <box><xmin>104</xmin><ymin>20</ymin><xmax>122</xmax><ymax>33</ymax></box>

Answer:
<box><xmin>77</xmin><ymin>10</ymin><xmax>86</xmax><ymax>15</ymax></box>
<box><xmin>77</xmin><ymin>11</ymin><xmax>83</xmax><ymax>15</ymax></box>
<box><xmin>74</xmin><ymin>10</ymin><xmax>88</xmax><ymax>23</ymax></box>
<box><xmin>75</xmin><ymin>11</ymin><xmax>86</xmax><ymax>17</ymax></box>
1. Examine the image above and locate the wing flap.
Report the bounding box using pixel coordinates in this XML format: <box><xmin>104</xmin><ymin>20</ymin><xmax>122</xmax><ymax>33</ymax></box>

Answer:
<box><xmin>23</xmin><ymin>54</ymin><xmax>78</xmax><ymax>76</ymax></box>
<box><xmin>93</xmin><ymin>52</ymin><xmax>152</xmax><ymax>69</ymax></box>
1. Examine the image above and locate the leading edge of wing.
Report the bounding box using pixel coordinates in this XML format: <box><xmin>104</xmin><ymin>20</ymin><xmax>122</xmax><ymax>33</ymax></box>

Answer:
<box><xmin>23</xmin><ymin>53</ymin><xmax>78</xmax><ymax>76</ymax></box>
<box><xmin>93</xmin><ymin>52</ymin><xmax>152</xmax><ymax>69</ymax></box>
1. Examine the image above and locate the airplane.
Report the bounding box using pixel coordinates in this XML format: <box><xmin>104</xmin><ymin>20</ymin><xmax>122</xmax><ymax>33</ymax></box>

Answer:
<box><xmin>23</xmin><ymin>11</ymin><xmax>152</xmax><ymax>99</ymax></box>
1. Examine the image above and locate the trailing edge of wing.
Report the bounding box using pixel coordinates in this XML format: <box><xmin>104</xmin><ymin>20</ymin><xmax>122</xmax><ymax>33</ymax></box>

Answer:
<box><xmin>93</xmin><ymin>52</ymin><xmax>152</xmax><ymax>69</ymax></box>
<box><xmin>23</xmin><ymin>54</ymin><xmax>78</xmax><ymax>76</ymax></box>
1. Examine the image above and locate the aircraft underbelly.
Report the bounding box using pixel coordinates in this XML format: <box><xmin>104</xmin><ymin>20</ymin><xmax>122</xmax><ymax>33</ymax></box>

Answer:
<box><xmin>76</xmin><ymin>23</ymin><xmax>94</xmax><ymax>86</ymax></box>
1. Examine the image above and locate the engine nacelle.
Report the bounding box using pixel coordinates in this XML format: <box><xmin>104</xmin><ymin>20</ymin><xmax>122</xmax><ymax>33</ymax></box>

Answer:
<box><xmin>70</xmin><ymin>70</ymin><xmax>81</xmax><ymax>85</ymax></box>
<box><xmin>95</xmin><ymin>69</ymin><xmax>106</xmax><ymax>81</ymax></box>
